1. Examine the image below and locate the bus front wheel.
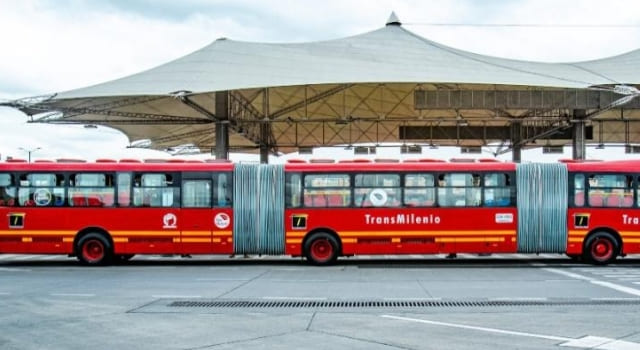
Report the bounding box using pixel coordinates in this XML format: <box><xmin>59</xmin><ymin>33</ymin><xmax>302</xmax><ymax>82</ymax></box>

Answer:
<box><xmin>583</xmin><ymin>231</ymin><xmax>619</xmax><ymax>265</ymax></box>
<box><xmin>77</xmin><ymin>233</ymin><xmax>112</xmax><ymax>265</ymax></box>
<box><xmin>304</xmin><ymin>232</ymin><xmax>339</xmax><ymax>266</ymax></box>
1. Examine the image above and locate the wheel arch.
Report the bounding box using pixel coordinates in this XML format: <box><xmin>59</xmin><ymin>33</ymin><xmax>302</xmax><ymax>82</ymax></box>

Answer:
<box><xmin>302</xmin><ymin>228</ymin><xmax>343</xmax><ymax>256</ymax></box>
<box><xmin>73</xmin><ymin>227</ymin><xmax>114</xmax><ymax>256</ymax></box>
<box><xmin>583</xmin><ymin>227</ymin><xmax>622</xmax><ymax>253</ymax></box>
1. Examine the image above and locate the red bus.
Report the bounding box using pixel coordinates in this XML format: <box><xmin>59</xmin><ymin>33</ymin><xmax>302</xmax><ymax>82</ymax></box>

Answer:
<box><xmin>0</xmin><ymin>157</ymin><xmax>638</xmax><ymax>265</ymax></box>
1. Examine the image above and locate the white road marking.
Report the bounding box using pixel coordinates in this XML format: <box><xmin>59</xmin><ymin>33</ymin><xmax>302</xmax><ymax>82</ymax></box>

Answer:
<box><xmin>152</xmin><ymin>295</ymin><xmax>202</xmax><ymax>299</ymax></box>
<box><xmin>560</xmin><ymin>336</ymin><xmax>640</xmax><ymax>349</ymax></box>
<box><xmin>50</xmin><ymin>293</ymin><xmax>95</xmax><ymax>297</ymax></box>
<box><xmin>0</xmin><ymin>292</ymin><xmax>11</xmax><ymax>295</ymax></box>
<box><xmin>381</xmin><ymin>315</ymin><xmax>640</xmax><ymax>350</ymax></box>
<box><xmin>381</xmin><ymin>315</ymin><xmax>569</xmax><ymax>341</ymax></box>
<box><xmin>543</xmin><ymin>268</ymin><xmax>640</xmax><ymax>297</ymax></box>
<box><xmin>0</xmin><ymin>267</ymin><xmax>32</xmax><ymax>272</ymax></box>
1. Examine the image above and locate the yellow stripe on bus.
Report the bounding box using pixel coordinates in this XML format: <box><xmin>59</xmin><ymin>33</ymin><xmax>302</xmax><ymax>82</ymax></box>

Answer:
<box><xmin>111</xmin><ymin>231</ymin><xmax>179</xmax><ymax>237</ymax></box>
<box><xmin>0</xmin><ymin>230</ymin><xmax>75</xmax><ymax>236</ymax></box>
<box><xmin>181</xmin><ymin>231</ymin><xmax>211</xmax><ymax>236</ymax></box>
<box><xmin>21</xmin><ymin>237</ymin><xmax>32</xmax><ymax>242</ymax></box>
<box><xmin>213</xmin><ymin>231</ymin><xmax>233</xmax><ymax>237</ymax></box>
<box><xmin>436</xmin><ymin>237</ymin><xmax>504</xmax><ymax>243</ymax></box>
<box><xmin>621</xmin><ymin>232</ymin><xmax>640</xmax><ymax>237</ymax></box>
<box><xmin>182</xmin><ymin>238</ymin><xmax>211</xmax><ymax>243</ymax></box>
<box><xmin>286</xmin><ymin>230</ymin><xmax>515</xmax><ymax>238</ymax></box>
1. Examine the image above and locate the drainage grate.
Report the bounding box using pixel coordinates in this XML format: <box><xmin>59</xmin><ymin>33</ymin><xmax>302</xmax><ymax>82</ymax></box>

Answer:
<box><xmin>167</xmin><ymin>299</ymin><xmax>640</xmax><ymax>309</ymax></box>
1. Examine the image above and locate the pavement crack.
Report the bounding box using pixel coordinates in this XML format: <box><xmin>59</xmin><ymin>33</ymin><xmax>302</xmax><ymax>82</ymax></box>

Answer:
<box><xmin>309</xmin><ymin>329</ymin><xmax>417</xmax><ymax>350</ymax></box>
<box><xmin>416</xmin><ymin>279</ymin><xmax>434</xmax><ymax>298</ymax></box>
<box><xmin>306</xmin><ymin>311</ymin><xmax>317</xmax><ymax>331</ymax></box>
<box><xmin>215</xmin><ymin>270</ymin><xmax>270</xmax><ymax>298</ymax></box>
<box><xmin>181</xmin><ymin>330</ymin><xmax>306</xmax><ymax>350</ymax></box>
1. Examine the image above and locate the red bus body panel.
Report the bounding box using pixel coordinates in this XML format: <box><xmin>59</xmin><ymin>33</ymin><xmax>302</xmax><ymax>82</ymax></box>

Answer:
<box><xmin>284</xmin><ymin>162</ymin><xmax>518</xmax><ymax>256</ymax></box>
<box><xmin>0</xmin><ymin>162</ymin><xmax>234</xmax><ymax>256</ymax></box>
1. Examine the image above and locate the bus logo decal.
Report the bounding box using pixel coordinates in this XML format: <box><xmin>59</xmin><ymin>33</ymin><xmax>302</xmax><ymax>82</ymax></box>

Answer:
<box><xmin>214</xmin><ymin>213</ymin><xmax>231</xmax><ymax>229</ymax></box>
<box><xmin>8</xmin><ymin>213</ymin><xmax>25</xmax><ymax>229</ymax></box>
<box><xmin>292</xmin><ymin>214</ymin><xmax>307</xmax><ymax>230</ymax></box>
<box><xmin>163</xmin><ymin>213</ymin><xmax>177</xmax><ymax>229</ymax></box>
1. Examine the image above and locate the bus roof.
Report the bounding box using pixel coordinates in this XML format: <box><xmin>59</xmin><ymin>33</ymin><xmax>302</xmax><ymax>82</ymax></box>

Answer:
<box><xmin>0</xmin><ymin>160</ymin><xmax>234</xmax><ymax>172</ymax></box>
<box><xmin>564</xmin><ymin>159</ymin><xmax>640</xmax><ymax>173</ymax></box>
<box><xmin>284</xmin><ymin>161</ymin><xmax>517</xmax><ymax>172</ymax></box>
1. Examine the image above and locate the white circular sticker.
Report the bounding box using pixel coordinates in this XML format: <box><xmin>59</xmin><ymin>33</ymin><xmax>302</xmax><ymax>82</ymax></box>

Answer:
<box><xmin>214</xmin><ymin>213</ymin><xmax>231</xmax><ymax>229</ymax></box>
<box><xmin>368</xmin><ymin>189</ymin><xmax>388</xmax><ymax>207</ymax></box>
<box><xmin>163</xmin><ymin>213</ymin><xmax>177</xmax><ymax>229</ymax></box>
<box><xmin>33</xmin><ymin>188</ymin><xmax>52</xmax><ymax>206</ymax></box>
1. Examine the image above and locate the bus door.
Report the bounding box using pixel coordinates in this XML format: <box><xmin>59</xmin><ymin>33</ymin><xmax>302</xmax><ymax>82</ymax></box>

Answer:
<box><xmin>211</xmin><ymin>172</ymin><xmax>233</xmax><ymax>254</ymax></box>
<box><xmin>180</xmin><ymin>175</ymin><xmax>214</xmax><ymax>254</ymax></box>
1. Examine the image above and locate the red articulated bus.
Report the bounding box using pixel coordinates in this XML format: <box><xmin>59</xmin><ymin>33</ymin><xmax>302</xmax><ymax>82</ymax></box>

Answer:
<box><xmin>0</xmin><ymin>157</ymin><xmax>639</xmax><ymax>265</ymax></box>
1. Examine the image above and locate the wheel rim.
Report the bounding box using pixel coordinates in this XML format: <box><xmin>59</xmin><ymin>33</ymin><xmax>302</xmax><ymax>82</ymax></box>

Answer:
<box><xmin>311</xmin><ymin>239</ymin><xmax>333</xmax><ymax>261</ymax></box>
<box><xmin>82</xmin><ymin>239</ymin><xmax>105</xmax><ymax>262</ymax></box>
<box><xmin>591</xmin><ymin>238</ymin><xmax>613</xmax><ymax>262</ymax></box>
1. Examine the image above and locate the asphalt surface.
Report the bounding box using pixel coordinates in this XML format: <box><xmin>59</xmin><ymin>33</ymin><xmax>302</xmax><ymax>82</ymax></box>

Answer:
<box><xmin>1</xmin><ymin>253</ymin><xmax>640</xmax><ymax>350</ymax></box>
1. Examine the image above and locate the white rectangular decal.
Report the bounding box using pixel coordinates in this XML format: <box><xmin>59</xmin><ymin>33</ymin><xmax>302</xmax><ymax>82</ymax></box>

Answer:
<box><xmin>495</xmin><ymin>213</ymin><xmax>513</xmax><ymax>223</ymax></box>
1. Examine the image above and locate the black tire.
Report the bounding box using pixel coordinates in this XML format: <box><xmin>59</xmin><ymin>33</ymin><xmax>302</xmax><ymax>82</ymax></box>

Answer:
<box><xmin>583</xmin><ymin>231</ymin><xmax>619</xmax><ymax>265</ymax></box>
<box><xmin>76</xmin><ymin>232</ymin><xmax>112</xmax><ymax>265</ymax></box>
<box><xmin>304</xmin><ymin>232</ymin><xmax>340</xmax><ymax>266</ymax></box>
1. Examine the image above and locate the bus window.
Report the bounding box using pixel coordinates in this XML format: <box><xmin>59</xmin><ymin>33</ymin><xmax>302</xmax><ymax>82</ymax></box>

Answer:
<box><xmin>404</xmin><ymin>173</ymin><xmax>435</xmax><ymax>207</ymax></box>
<box><xmin>214</xmin><ymin>173</ymin><xmax>232</xmax><ymax>207</ymax></box>
<box><xmin>354</xmin><ymin>174</ymin><xmax>401</xmax><ymax>207</ymax></box>
<box><xmin>589</xmin><ymin>174</ymin><xmax>633</xmax><ymax>208</ymax></box>
<box><xmin>117</xmin><ymin>173</ymin><xmax>131</xmax><ymax>207</ymax></box>
<box><xmin>69</xmin><ymin>173</ymin><xmax>114</xmax><ymax>207</ymax></box>
<box><xmin>0</xmin><ymin>173</ymin><xmax>16</xmax><ymax>207</ymax></box>
<box><xmin>286</xmin><ymin>173</ymin><xmax>302</xmax><ymax>208</ymax></box>
<box><xmin>437</xmin><ymin>173</ymin><xmax>481</xmax><ymax>207</ymax></box>
<box><xmin>303</xmin><ymin>174</ymin><xmax>350</xmax><ymax>207</ymax></box>
<box><xmin>573</xmin><ymin>174</ymin><xmax>585</xmax><ymax>207</ymax></box>
<box><xmin>484</xmin><ymin>173</ymin><xmax>512</xmax><ymax>207</ymax></box>
<box><xmin>182</xmin><ymin>180</ymin><xmax>211</xmax><ymax>208</ymax></box>
<box><xmin>18</xmin><ymin>173</ymin><xmax>65</xmax><ymax>207</ymax></box>
<box><xmin>133</xmin><ymin>173</ymin><xmax>179</xmax><ymax>208</ymax></box>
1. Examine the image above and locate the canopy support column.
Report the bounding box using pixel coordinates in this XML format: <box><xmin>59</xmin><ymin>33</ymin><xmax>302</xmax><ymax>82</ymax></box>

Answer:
<box><xmin>572</xmin><ymin>109</ymin><xmax>586</xmax><ymax>160</ymax></box>
<box><xmin>260</xmin><ymin>123</ymin><xmax>269</xmax><ymax>164</ymax></box>
<box><xmin>260</xmin><ymin>88</ymin><xmax>270</xmax><ymax>164</ymax></box>
<box><xmin>511</xmin><ymin>120</ymin><xmax>522</xmax><ymax>163</ymax></box>
<box><xmin>215</xmin><ymin>91</ymin><xmax>229</xmax><ymax>160</ymax></box>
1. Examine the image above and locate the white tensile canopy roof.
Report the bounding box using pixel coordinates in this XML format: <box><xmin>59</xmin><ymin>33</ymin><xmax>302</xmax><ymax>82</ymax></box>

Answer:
<box><xmin>58</xmin><ymin>16</ymin><xmax>640</xmax><ymax>98</ymax></box>
<box><xmin>6</xmin><ymin>13</ymin><xmax>640</xmax><ymax>154</ymax></box>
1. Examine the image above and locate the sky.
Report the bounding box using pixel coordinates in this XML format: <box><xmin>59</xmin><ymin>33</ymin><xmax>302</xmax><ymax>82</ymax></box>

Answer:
<box><xmin>1</xmin><ymin>0</ymin><xmax>639</xmax><ymax>162</ymax></box>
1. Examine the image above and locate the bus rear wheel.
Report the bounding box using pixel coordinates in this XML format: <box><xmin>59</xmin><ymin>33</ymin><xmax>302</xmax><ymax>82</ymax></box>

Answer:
<box><xmin>583</xmin><ymin>232</ymin><xmax>619</xmax><ymax>265</ymax></box>
<box><xmin>304</xmin><ymin>232</ymin><xmax>339</xmax><ymax>266</ymax></box>
<box><xmin>77</xmin><ymin>233</ymin><xmax>112</xmax><ymax>265</ymax></box>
